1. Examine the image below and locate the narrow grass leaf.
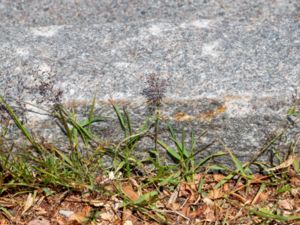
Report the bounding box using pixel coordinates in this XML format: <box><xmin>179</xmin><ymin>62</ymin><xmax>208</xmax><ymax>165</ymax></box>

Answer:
<box><xmin>207</xmin><ymin>165</ymin><xmax>229</xmax><ymax>172</ymax></box>
<box><xmin>124</xmin><ymin>108</ymin><xmax>132</xmax><ymax>137</ymax></box>
<box><xmin>0</xmin><ymin>96</ymin><xmax>42</xmax><ymax>152</ymax></box>
<box><xmin>250</xmin><ymin>208</ymin><xmax>300</xmax><ymax>221</ymax></box>
<box><xmin>0</xmin><ymin>207</ymin><xmax>13</xmax><ymax>219</ymax></box>
<box><xmin>79</xmin><ymin>117</ymin><xmax>106</xmax><ymax>128</ymax></box>
<box><xmin>214</xmin><ymin>174</ymin><xmax>235</xmax><ymax>190</ymax></box>
<box><xmin>88</xmin><ymin>94</ymin><xmax>96</xmax><ymax>131</ymax></box>
<box><xmin>112</xmin><ymin>104</ymin><xmax>127</xmax><ymax>135</ymax></box>
<box><xmin>52</xmin><ymin>148</ymin><xmax>73</xmax><ymax>167</ymax></box>
<box><xmin>158</xmin><ymin>140</ymin><xmax>180</xmax><ymax>161</ymax></box>
<box><xmin>277</xmin><ymin>184</ymin><xmax>291</xmax><ymax>193</ymax></box>
<box><xmin>134</xmin><ymin>191</ymin><xmax>158</xmax><ymax>205</ymax></box>
<box><xmin>197</xmin><ymin>175</ymin><xmax>206</xmax><ymax>194</ymax></box>
<box><xmin>195</xmin><ymin>151</ymin><xmax>226</xmax><ymax>170</ymax></box>
<box><xmin>223</xmin><ymin>143</ymin><xmax>246</xmax><ymax>176</ymax></box>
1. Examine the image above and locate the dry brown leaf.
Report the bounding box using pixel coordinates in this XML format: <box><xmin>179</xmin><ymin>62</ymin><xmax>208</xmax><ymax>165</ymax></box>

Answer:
<box><xmin>203</xmin><ymin>197</ymin><xmax>214</xmax><ymax>207</ymax></box>
<box><xmin>100</xmin><ymin>212</ymin><xmax>115</xmax><ymax>221</ymax></box>
<box><xmin>162</xmin><ymin>189</ymin><xmax>170</xmax><ymax>196</ymax></box>
<box><xmin>189</xmin><ymin>205</ymin><xmax>206</xmax><ymax>218</ymax></box>
<box><xmin>89</xmin><ymin>200</ymin><xmax>105</xmax><ymax>207</ymax></box>
<box><xmin>213</xmin><ymin>174</ymin><xmax>225</xmax><ymax>182</ymax></box>
<box><xmin>122</xmin><ymin>208</ymin><xmax>138</xmax><ymax>224</ymax></box>
<box><xmin>189</xmin><ymin>184</ymin><xmax>198</xmax><ymax>202</ymax></box>
<box><xmin>288</xmin><ymin>168</ymin><xmax>297</xmax><ymax>177</ymax></box>
<box><xmin>267</xmin><ymin>156</ymin><xmax>295</xmax><ymax>171</ymax></box>
<box><xmin>194</xmin><ymin>174</ymin><xmax>203</xmax><ymax>182</ymax></box>
<box><xmin>129</xmin><ymin>178</ymin><xmax>139</xmax><ymax>189</ymax></box>
<box><xmin>291</xmin><ymin>188</ymin><xmax>299</xmax><ymax>197</ymax></box>
<box><xmin>0</xmin><ymin>220</ymin><xmax>8</xmax><ymax>225</ymax></box>
<box><xmin>251</xmin><ymin>174</ymin><xmax>269</xmax><ymax>184</ymax></box>
<box><xmin>55</xmin><ymin>217</ymin><xmax>67</xmax><ymax>225</ymax></box>
<box><xmin>230</xmin><ymin>192</ymin><xmax>247</xmax><ymax>204</ymax></box>
<box><xmin>179</xmin><ymin>182</ymin><xmax>198</xmax><ymax>202</ymax></box>
<box><xmin>104</xmin><ymin>184</ymin><xmax>116</xmax><ymax>192</ymax></box>
<box><xmin>0</xmin><ymin>198</ymin><xmax>16</xmax><ymax>208</ymax></box>
<box><xmin>167</xmin><ymin>187</ymin><xmax>179</xmax><ymax>205</ymax></box>
<box><xmin>181</xmin><ymin>204</ymin><xmax>190</xmax><ymax>217</ymax></box>
<box><xmin>68</xmin><ymin>214</ymin><xmax>86</xmax><ymax>223</ymax></box>
<box><xmin>179</xmin><ymin>183</ymin><xmax>189</xmax><ymax>197</ymax></box>
<box><xmin>68</xmin><ymin>206</ymin><xmax>91</xmax><ymax>223</ymax></box>
<box><xmin>208</xmin><ymin>189</ymin><xmax>224</xmax><ymax>200</ymax></box>
<box><xmin>190</xmin><ymin>183</ymin><xmax>197</xmax><ymax>192</ymax></box>
<box><xmin>260</xmin><ymin>192</ymin><xmax>270</xmax><ymax>203</ymax></box>
<box><xmin>291</xmin><ymin>177</ymin><xmax>300</xmax><ymax>186</ymax></box>
<box><xmin>155</xmin><ymin>200</ymin><xmax>164</xmax><ymax>208</ymax></box>
<box><xmin>204</xmin><ymin>206</ymin><xmax>216</xmax><ymax>222</ymax></box>
<box><xmin>1</xmin><ymin>221</ymin><xmax>10</xmax><ymax>225</ymax></box>
<box><xmin>278</xmin><ymin>199</ymin><xmax>294</xmax><ymax>211</ymax></box>
<box><xmin>223</xmin><ymin>183</ymin><xmax>230</xmax><ymax>192</ymax></box>
<box><xmin>35</xmin><ymin>206</ymin><xmax>48</xmax><ymax>215</ymax></box>
<box><xmin>122</xmin><ymin>184</ymin><xmax>139</xmax><ymax>201</ymax></box>
<box><xmin>236</xmin><ymin>182</ymin><xmax>244</xmax><ymax>189</ymax></box>
<box><xmin>168</xmin><ymin>202</ymin><xmax>180</xmax><ymax>211</ymax></box>
<box><xmin>252</xmin><ymin>191</ymin><xmax>269</xmax><ymax>205</ymax></box>
<box><xmin>22</xmin><ymin>193</ymin><xmax>35</xmax><ymax>215</ymax></box>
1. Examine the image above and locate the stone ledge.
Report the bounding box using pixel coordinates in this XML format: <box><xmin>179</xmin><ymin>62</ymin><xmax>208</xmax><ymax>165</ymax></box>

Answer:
<box><xmin>0</xmin><ymin>1</ymin><xmax>299</xmax><ymax>163</ymax></box>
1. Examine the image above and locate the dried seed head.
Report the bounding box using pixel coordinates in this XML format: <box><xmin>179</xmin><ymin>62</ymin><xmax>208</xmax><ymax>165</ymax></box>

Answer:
<box><xmin>32</xmin><ymin>73</ymin><xmax>63</xmax><ymax>105</ymax></box>
<box><xmin>142</xmin><ymin>74</ymin><xmax>167</xmax><ymax>111</ymax></box>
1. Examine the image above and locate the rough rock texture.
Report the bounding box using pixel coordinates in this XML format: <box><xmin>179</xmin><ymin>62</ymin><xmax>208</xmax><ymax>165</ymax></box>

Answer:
<box><xmin>0</xmin><ymin>0</ymin><xmax>299</xmax><ymax>164</ymax></box>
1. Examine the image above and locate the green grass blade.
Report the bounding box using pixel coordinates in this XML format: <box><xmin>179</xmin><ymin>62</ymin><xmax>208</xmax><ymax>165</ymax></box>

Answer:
<box><xmin>134</xmin><ymin>191</ymin><xmax>158</xmax><ymax>205</ymax></box>
<box><xmin>197</xmin><ymin>175</ymin><xmax>206</xmax><ymax>194</ymax></box>
<box><xmin>124</xmin><ymin>108</ymin><xmax>132</xmax><ymax>137</ymax></box>
<box><xmin>250</xmin><ymin>208</ymin><xmax>300</xmax><ymax>221</ymax></box>
<box><xmin>0</xmin><ymin>206</ymin><xmax>13</xmax><ymax>220</ymax></box>
<box><xmin>112</xmin><ymin>104</ymin><xmax>127</xmax><ymax>136</ymax></box>
<box><xmin>88</xmin><ymin>95</ymin><xmax>96</xmax><ymax>131</ymax></box>
<box><xmin>158</xmin><ymin>140</ymin><xmax>180</xmax><ymax>161</ymax></box>
<box><xmin>116</xmin><ymin>130</ymin><xmax>148</xmax><ymax>152</ymax></box>
<box><xmin>195</xmin><ymin>151</ymin><xmax>226</xmax><ymax>170</ymax></box>
<box><xmin>52</xmin><ymin>148</ymin><xmax>74</xmax><ymax>167</ymax></box>
<box><xmin>220</xmin><ymin>140</ymin><xmax>249</xmax><ymax>176</ymax></box>
<box><xmin>167</xmin><ymin>123</ymin><xmax>177</xmax><ymax>139</ymax></box>
<box><xmin>54</xmin><ymin>106</ymin><xmax>74</xmax><ymax>148</ymax></box>
<box><xmin>190</xmin><ymin>131</ymin><xmax>196</xmax><ymax>154</ymax></box>
<box><xmin>79</xmin><ymin>117</ymin><xmax>106</xmax><ymax>127</ymax></box>
<box><xmin>167</xmin><ymin>124</ymin><xmax>189</xmax><ymax>157</ymax></box>
<box><xmin>214</xmin><ymin>174</ymin><xmax>235</xmax><ymax>190</ymax></box>
<box><xmin>0</xmin><ymin>96</ymin><xmax>43</xmax><ymax>152</ymax></box>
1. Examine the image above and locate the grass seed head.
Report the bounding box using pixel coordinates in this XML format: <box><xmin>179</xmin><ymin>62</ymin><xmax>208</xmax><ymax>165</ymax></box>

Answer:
<box><xmin>142</xmin><ymin>73</ymin><xmax>167</xmax><ymax>112</ymax></box>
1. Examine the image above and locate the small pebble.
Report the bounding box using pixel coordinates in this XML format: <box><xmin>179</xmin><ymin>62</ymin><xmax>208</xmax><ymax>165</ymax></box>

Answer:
<box><xmin>59</xmin><ymin>209</ymin><xmax>75</xmax><ymax>218</ymax></box>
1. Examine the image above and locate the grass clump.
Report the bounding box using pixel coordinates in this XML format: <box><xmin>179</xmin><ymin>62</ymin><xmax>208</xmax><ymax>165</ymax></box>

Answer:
<box><xmin>0</xmin><ymin>87</ymin><xmax>299</xmax><ymax>224</ymax></box>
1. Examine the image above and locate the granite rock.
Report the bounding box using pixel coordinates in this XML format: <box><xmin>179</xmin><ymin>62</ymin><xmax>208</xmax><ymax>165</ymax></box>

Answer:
<box><xmin>0</xmin><ymin>0</ymin><xmax>299</xmax><ymax>164</ymax></box>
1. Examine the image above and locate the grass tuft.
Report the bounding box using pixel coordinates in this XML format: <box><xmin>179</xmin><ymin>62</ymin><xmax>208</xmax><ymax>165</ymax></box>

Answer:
<box><xmin>0</xmin><ymin>95</ymin><xmax>299</xmax><ymax>224</ymax></box>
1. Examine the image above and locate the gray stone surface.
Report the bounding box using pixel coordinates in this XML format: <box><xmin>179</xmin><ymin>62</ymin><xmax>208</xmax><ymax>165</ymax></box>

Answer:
<box><xmin>0</xmin><ymin>0</ymin><xmax>299</xmax><ymax>164</ymax></box>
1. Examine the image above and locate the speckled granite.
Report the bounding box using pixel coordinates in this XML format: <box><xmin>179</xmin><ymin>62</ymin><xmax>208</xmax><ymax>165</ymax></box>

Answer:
<box><xmin>0</xmin><ymin>0</ymin><xmax>299</xmax><ymax>164</ymax></box>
